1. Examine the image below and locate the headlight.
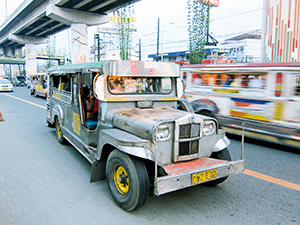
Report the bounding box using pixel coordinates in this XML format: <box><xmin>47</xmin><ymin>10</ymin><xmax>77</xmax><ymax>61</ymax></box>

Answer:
<box><xmin>203</xmin><ymin>121</ymin><xmax>216</xmax><ymax>136</ymax></box>
<box><xmin>155</xmin><ymin>124</ymin><xmax>172</xmax><ymax>142</ymax></box>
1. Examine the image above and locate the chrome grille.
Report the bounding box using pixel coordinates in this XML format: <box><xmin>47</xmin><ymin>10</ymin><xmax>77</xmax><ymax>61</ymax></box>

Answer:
<box><xmin>178</xmin><ymin>123</ymin><xmax>200</xmax><ymax>157</ymax></box>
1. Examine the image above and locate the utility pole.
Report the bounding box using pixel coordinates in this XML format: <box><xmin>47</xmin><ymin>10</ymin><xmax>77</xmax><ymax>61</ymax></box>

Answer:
<box><xmin>156</xmin><ymin>18</ymin><xmax>160</xmax><ymax>61</ymax></box>
<box><xmin>94</xmin><ymin>34</ymin><xmax>100</xmax><ymax>61</ymax></box>
<box><xmin>139</xmin><ymin>39</ymin><xmax>141</xmax><ymax>61</ymax></box>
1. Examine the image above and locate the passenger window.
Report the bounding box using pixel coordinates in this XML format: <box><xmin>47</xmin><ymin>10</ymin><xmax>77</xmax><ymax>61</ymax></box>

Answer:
<box><xmin>192</xmin><ymin>73</ymin><xmax>266</xmax><ymax>89</ymax></box>
<box><xmin>293</xmin><ymin>75</ymin><xmax>300</xmax><ymax>96</ymax></box>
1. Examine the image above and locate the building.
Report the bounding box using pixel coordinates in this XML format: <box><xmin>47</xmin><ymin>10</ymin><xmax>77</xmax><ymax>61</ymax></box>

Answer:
<box><xmin>262</xmin><ymin>0</ymin><xmax>300</xmax><ymax>62</ymax></box>
<box><xmin>221</xmin><ymin>31</ymin><xmax>262</xmax><ymax>63</ymax></box>
<box><xmin>147</xmin><ymin>31</ymin><xmax>261</xmax><ymax>64</ymax></box>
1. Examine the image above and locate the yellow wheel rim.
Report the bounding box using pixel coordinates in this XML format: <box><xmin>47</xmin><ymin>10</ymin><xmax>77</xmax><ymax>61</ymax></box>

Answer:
<box><xmin>113</xmin><ymin>166</ymin><xmax>129</xmax><ymax>195</ymax></box>
<box><xmin>56</xmin><ymin>120</ymin><xmax>62</xmax><ymax>138</ymax></box>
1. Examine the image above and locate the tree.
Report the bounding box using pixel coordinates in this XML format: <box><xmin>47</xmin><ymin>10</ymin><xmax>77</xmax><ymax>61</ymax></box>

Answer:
<box><xmin>187</xmin><ymin>0</ymin><xmax>210</xmax><ymax>64</ymax></box>
<box><xmin>46</xmin><ymin>36</ymin><xmax>56</xmax><ymax>68</ymax></box>
<box><xmin>117</xmin><ymin>5</ymin><xmax>134</xmax><ymax>60</ymax></box>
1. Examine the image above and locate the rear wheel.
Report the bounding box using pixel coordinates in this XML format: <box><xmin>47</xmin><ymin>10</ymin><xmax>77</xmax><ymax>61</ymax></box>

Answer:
<box><xmin>106</xmin><ymin>150</ymin><xmax>149</xmax><ymax>211</ymax></box>
<box><xmin>55</xmin><ymin>118</ymin><xmax>66</xmax><ymax>144</ymax></box>
<box><xmin>204</xmin><ymin>148</ymin><xmax>231</xmax><ymax>186</ymax></box>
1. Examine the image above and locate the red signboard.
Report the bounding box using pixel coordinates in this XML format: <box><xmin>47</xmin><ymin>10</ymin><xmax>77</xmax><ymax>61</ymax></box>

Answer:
<box><xmin>200</xmin><ymin>0</ymin><xmax>219</xmax><ymax>7</ymax></box>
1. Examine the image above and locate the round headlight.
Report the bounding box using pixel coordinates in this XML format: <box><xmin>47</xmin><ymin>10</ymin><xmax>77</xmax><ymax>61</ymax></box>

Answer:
<box><xmin>203</xmin><ymin>121</ymin><xmax>216</xmax><ymax>136</ymax></box>
<box><xmin>155</xmin><ymin>124</ymin><xmax>172</xmax><ymax>142</ymax></box>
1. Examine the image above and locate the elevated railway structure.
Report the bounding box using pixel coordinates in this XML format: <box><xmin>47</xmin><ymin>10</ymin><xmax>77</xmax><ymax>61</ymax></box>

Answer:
<box><xmin>0</xmin><ymin>0</ymin><xmax>139</xmax><ymax>75</ymax></box>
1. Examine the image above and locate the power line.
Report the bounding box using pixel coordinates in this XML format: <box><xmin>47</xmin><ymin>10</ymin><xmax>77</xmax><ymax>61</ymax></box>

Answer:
<box><xmin>211</xmin><ymin>8</ymin><xmax>263</xmax><ymax>22</ymax></box>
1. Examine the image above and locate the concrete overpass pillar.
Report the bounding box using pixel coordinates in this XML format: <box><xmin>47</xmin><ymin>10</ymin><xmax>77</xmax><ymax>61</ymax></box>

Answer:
<box><xmin>25</xmin><ymin>44</ymin><xmax>37</xmax><ymax>76</ymax></box>
<box><xmin>71</xmin><ymin>23</ymin><xmax>89</xmax><ymax>64</ymax></box>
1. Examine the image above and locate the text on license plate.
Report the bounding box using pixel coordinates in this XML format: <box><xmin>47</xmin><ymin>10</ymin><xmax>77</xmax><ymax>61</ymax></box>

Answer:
<box><xmin>191</xmin><ymin>169</ymin><xmax>217</xmax><ymax>185</ymax></box>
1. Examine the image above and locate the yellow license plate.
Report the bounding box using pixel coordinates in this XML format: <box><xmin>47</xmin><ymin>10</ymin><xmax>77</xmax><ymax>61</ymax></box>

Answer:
<box><xmin>191</xmin><ymin>169</ymin><xmax>217</xmax><ymax>185</ymax></box>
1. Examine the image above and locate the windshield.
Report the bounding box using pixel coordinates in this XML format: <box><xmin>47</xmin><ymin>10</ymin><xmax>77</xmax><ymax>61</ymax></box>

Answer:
<box><xmin>0</xmin><ymin>79</ymin><xmax>11</xmax><ymax>84</ymax></box>
<box><xmin>17</xmin><ymin>76</ymin><xmax>26</xmax><ymax>81</ymax></box>
<box><xmin>108</xmin><ymin>76</ymin><xmax>172</xmax><ymax>94</ymax></box>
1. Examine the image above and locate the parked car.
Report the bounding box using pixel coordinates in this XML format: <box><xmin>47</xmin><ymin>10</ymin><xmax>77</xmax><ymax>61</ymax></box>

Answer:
<box><xmin>0</xmin><ymin>79</ymin><xmax>13</xmax><ymax>92</ymax></box>
<box><xmin>12</xmin><ymin>76</ymin><xmax>26</xmax><ymax>86</ymax></box>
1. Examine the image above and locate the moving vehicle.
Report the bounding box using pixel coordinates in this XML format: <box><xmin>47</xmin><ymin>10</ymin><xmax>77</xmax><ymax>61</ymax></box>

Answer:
<box><xmin>46</xmin><ymin>61</ymin><xmax>244</xmax><ymax>211</ymax></box>
<box><xmin>0</xmin><ymin>79</ymin><xmax>13</xmax><ymax>92</ymax></box>
<box><xmin>30</xmin><ymin>73</ymin><xmax>48</xmax><ymax>98</ymax></box>
<box><xmin>12</xmin><ymin>76</ymin><xmax>26</xmax><ymax>86</ymax></box>
<box><xmin>181</xmin><ymin>62</ymin><xmax>300</xmax><ymax>148</ymax></box>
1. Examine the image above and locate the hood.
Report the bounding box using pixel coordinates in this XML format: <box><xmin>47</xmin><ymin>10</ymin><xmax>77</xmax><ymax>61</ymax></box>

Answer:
<box><xmin>109</xmin><ymin>107</ymin><xmax>192</xmax><ymax>140</ymax></box>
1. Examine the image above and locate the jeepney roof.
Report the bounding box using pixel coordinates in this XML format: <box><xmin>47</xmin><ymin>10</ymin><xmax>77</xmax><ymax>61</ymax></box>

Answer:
<box><xmin>48</xmin><ymin>61</ymin><xmax>108</xmax><ymax>75</ymax></box>
<box><xmin>181</xmin><ymin>62</ymin><xmax>300</xmax><ymax>74</ymax></box>
<box><xmin>48</xmin><ymin>61</ymin><xmax>180</xmax><ymax>77</ymax></box>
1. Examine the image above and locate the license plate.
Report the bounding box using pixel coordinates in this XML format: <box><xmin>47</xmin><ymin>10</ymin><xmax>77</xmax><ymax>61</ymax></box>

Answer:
<box><xmin>3</xmin><ymin>88</ymin><xmax>7</xmax><ymax>90</ymax></box>
<box><xmin>191</xmin><ymin>169</ymin><xmax>217</xmax><ymax>185</ymax></box>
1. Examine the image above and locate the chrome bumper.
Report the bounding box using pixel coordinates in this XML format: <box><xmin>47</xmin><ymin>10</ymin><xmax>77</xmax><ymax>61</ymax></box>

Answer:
<box><xmin>154</xmin><ymin>158</ymin><xmax>244</xmax><ymax>196</ymax></box>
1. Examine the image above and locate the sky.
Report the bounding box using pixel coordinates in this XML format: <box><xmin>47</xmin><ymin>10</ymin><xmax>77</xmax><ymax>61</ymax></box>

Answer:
<box><xmin>0</xmin><ymin>0</ymin><xmax>264</xmax><ymax>60</ymax></box>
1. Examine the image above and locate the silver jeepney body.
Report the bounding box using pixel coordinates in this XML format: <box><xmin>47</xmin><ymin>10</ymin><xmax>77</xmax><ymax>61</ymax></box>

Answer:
<box><xmin>47</xmin><ymin>61</ymin><xmax>244</xmax><ymax>197</ymax></box>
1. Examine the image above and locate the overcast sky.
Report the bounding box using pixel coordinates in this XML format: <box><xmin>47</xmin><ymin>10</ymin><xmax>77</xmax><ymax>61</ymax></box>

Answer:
<box><xmin>0</xmin><ymin>0</ymin><xmax>264</xmax><ymax>60</ymax></box>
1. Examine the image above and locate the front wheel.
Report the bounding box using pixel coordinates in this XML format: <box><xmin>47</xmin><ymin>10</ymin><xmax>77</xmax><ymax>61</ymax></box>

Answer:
<box><xmin>106</xmin><ymin>150</ymin><xmax>149</xmax><ymax>211</ymax></box>
<box><xmin>204</xmin><ymin>148</ymin><xmax>232</xmax><ymax>187</ymax></box>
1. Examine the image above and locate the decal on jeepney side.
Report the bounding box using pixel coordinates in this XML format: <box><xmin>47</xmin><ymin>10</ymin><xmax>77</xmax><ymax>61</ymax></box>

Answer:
<box><xmin>73</xmin><ymin>112</ymin><xmax>81</xmax><ymax>135</ymax></box>
<box><xmin>104</xmin><ymin>97</ymin><xmax>126</xmax><ymax>102</ymax></box>
<box><xmin>53</xmin><ymin>92</ymin><xmax>61</xmax><ymax>99</ymax></box>
<box><xmin>273</xmin><ymin>102</ymin><xmax>284</xmax><ymax>121</ymax></box>
<box><xmin>212</xmin><ymin>88</ymin><xmax>240</xmax><ymax>94</ymax></box>
<box><xmin>161</xmin><ymin>97</ymin><xmax>178</xmax><ymax>101</ymax></box>
<box><xmin>230</xmin><ymin>98</ymin><xmax>272</xmax><ymax>121</ymax></box>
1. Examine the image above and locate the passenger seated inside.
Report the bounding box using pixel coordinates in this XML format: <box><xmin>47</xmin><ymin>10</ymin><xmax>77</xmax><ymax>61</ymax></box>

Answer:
<box><xmin>86</xmin><ymin>89</ymin><xmax>95</xmax><ymax>120</ymax></box>
<box><xmin>85</xmin><ymin>89</ymin><xmax>98</xmax><ymax>129</ymax></box>
<box><xmin>110</xmin><ymin>79</ymin><xmax>124</xmax><ymax>93</ymax></box>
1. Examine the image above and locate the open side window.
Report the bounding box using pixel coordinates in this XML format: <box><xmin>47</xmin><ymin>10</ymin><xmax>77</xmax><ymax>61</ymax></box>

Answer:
<box><xmin>79</xmin><ymin>72</ymin><xmax>99</xmax><ymax>129</ymax></box>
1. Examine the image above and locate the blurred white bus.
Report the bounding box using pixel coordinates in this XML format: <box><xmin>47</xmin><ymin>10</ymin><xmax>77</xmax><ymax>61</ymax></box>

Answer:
<box><xmin>181</xmin><ymin>62</ymin><xmax>300</xmax><ymax>148</ymax></box>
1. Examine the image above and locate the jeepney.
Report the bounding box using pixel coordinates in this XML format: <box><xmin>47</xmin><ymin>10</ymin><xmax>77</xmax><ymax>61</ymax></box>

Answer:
<box><xmin>181</xmin><ymin>62</ymin><xmax>300</xmax><ymax>148</ymax></box>
<box><xmin>46</xmin><ymin>61</ymin><xmax>244</xmax><ymax>211</ymax></box>
<box><xmin>30</xmin><ymin>73</ymin><xmax>48</xmax><ymax>98</ymax></box>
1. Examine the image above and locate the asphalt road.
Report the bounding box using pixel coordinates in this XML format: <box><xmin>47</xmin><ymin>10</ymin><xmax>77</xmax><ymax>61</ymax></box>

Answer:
<box><xmin>0</xmin><ymin>87</ymin><xmax>299</xmax><ymax>225</ymax></box>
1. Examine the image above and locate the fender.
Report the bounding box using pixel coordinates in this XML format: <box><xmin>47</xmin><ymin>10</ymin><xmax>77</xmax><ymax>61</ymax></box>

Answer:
<box><xmin>52</xmin><ymin>104</ymin><xmax>64</xmax><ymax>124</ymax></box>
<box><xmin>90</xmin><ymin>128</ymin><xmax>155</xmax><ymax>183</ymax></box>
<box><xmin>213</xmin><ymin>134</ymin><xmax>231</xmax><ymax>152</ymax></box>
<box><xmin>96</xmin><ymin>128</ymin><xmax>155</xmax><ymax>162</ymax></box>
<box><xmin>191</xmin><ymin>98</ymin><xmax>219</xmax><ymax>115</ymax></box>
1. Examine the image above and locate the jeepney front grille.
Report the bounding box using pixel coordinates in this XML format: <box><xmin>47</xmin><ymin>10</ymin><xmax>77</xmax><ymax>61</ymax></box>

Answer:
<box><xmin>178</xmin><ymin>123</ymin><xmax>200</xmax><ymax>157</ymax></box>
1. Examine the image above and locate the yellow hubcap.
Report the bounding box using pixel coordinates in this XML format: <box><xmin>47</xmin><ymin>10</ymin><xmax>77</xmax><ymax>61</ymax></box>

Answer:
<box><xmin>113</xmin><ymin>166</ymin><xmax>129</xmax><ymax>195</ymax></box>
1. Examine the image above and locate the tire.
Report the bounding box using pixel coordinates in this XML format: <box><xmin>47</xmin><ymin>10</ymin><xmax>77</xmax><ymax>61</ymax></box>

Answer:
<box><xmin>106</xmin><ymin>150</ymin><xmax>149</xmax><ymax>211</ymax></box>
<box><xmin>204</xmin><ymin>148</ymin><xmax>231</xmax><ymax>187</ymax></box>
<box><xmin>55</xmin><ymin>118</ymin><xmax>66</xmax><ymax>144</ymax></box>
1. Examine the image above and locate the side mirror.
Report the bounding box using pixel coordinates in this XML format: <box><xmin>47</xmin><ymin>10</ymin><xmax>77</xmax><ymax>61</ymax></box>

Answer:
<box><xmin>93</xmin><ymin>75</ymin><xmax>105</xmax><ymax>100</ymax></box>
<box><xmin>176</xmin><ymin>78</ymin><xmax>183</xmax><ymax>98</ymax></box>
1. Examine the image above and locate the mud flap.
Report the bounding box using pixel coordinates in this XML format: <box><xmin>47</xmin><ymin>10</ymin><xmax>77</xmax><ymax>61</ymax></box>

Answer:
<box><xmin>90</xmin><ymin>159</ymin><xmax>106</xmax><ymax>183</ymax></box>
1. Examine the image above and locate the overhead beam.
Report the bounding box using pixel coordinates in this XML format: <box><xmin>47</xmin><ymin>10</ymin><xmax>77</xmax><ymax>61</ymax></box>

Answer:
<box><xmin>9</xmin><ymin>34</ymin><xmax>48</xmax><ymax>45</ymax></box>
<box><xmin>46</xmin><ymin>4</ymin><xmax>109</xmax><ymax>26</ymax></box>
<box><xmin>89</xmin><ymin>0</ymin><xmax>118</xmax><ymax>12</ymax></box>
<box><xmin>25</xmin><ymin>19</ymin><xmax>54</xmax><ymax>36</ymax></box>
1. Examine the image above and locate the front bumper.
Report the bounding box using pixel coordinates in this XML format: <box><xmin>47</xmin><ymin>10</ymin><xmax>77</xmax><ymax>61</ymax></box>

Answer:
<box><xmin>154</xmin><ymin>158</ymin><xmax>244</xmax><ymax>196</ymax></box>
<box><xmin>0</xmin><ymin>87</ymin><xmax>13</xmax><ymax>92</ymax></box>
